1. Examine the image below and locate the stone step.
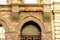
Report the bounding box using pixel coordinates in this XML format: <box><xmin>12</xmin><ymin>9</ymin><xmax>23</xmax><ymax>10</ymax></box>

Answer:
<box><xmin>54</xmin><ymin>1</ymin><xmax>60</xmax><ymax>40</ymax></box>
<box><xmin>54</xmin><ymin>20</ymin><xmax>60</xmax><ymax>23</ymax></box>
<box><xmin>54</xmin><ymin>7</ymin><xmax>60</xmax><ymax>10</ymax></box>
<box><xmin>54</xmin><ymin>0</ymin><xmax>60</xmax><ymax>2</ymax></box>
<box><xmin>55</xmin><ymin>35</ymin><xmax>60</xmax><ymax>38</ymax></box>
<box><xmin>55</xmin><ymin>38</ymin><xmax>60</xmax><ymax>40</ymax></box>
<box><xmin>54</xmin><ymin>4</ymin><xmax>60</xmax><ymax>10</ymax></box>
<box><xmin>55</xmin><ymin>27</ymin><xmax>60</xmax><ymax>30</ymax></box>
<box><xmin>55</xmin><ymin>13</ymin><xmax>60</xmax><ymax>17</ymax></box>
<box><xmin>54</xmin><ymin>22</ymin><xmax>60</xmax><ymax>26</ymax></box>
<box><xmin>53</xmin><ymin>10</ymin><xmax>60</xmax><ymax>12</ymax></box>
<box><xmin>55</xmin><ymin>16</ymin><xmax>60</xmax><ymax>20</ymax></box>
<box><xmin>55</xmin><ymin>31</ymin><xmax>60</xmax><ymax>35</ymax></box>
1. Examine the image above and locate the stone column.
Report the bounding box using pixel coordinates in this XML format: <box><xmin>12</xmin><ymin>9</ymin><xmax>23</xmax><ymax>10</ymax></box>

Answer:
<box><xmin>43</xmin><ymin>3</ymin><xmax>52</xmax><ymax>40</ymax></box>
<box><xmin>11</xmin><ymin>3</ymin><xmax>20</xmax><ymax>22</ymax></box>
<box><xmin>6</xmin><ymin>32</ymin><xmax>18</xmax><ymax>40</ymax></box>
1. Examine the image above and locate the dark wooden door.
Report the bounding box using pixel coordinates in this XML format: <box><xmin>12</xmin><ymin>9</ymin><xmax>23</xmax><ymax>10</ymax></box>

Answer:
<box><xmin>21</xmin><ymin>35</ymin><xmax>41</xmax><ymax>40</ymax></box>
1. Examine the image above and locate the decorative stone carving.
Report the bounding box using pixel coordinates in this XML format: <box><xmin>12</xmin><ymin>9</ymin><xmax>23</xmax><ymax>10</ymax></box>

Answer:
<box><xmin>11</xmin><ymin>12</ymin><xmax>20</xmax><ymax>21</ymax></box>
<box><xmin>11</xmin><ymin>4</ymin><xmax>20</xmax><ymax>21</ymax></box>
<box><xmin>43</xmin><ymin>12</ymin><xmax>51</xmax><ymax>22</ymax></box>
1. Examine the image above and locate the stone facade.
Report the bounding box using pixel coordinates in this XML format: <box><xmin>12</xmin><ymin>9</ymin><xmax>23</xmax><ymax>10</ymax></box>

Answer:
<box><xmin>0</xmin><ymin>0</ymin><xmax>53</xmax><ymax>40</ymax></box>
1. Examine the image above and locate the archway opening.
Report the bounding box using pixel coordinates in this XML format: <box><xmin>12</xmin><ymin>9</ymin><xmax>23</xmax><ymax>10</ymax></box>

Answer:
<box><xmin>21</xmin><ymin>21</ymin><xmax>41</xmax><ymax>40</ymax></box>
<box><xmin>0</xmin><ymin>24</ymin><xmax>5</xmax><ymax>40</ymax></box>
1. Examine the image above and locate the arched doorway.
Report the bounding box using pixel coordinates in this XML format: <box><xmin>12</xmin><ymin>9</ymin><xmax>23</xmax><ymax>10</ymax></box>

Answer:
<box><xmin>20</xmin><ymin>21</ymin><xmax>41</xmax><ymax>40</ymax></box>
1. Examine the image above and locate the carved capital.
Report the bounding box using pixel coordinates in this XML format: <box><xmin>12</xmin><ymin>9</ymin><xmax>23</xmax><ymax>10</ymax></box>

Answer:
<box><xmin>12</xmin><ymin>4</ymin><xmax>19</xmax><ymax>12</ymax></box>
<box><xmin>43</xmin><ymin>12</ymin><xmax>51</xmax><ymax>22</ymax></box>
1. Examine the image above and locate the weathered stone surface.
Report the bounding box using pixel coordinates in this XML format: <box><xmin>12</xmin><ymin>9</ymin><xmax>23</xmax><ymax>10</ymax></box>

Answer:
<box><xmin>0</xmin><ymin>0</ymin><xmax>52</xmax><ymax>40</ymax></box>
<box><xmin>43</xmin><ymin>12</ymin><xmax>51</xmax><ymax>22</ymax></box>
<box><xmin>6</xmin><ymin>33</ymin><xmax>18</xmax><ymax>40</ymax></box>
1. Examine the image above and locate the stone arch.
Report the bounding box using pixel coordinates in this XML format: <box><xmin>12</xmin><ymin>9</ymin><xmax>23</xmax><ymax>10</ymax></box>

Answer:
<box><xmin>17</xmin><ymin>16</ymin><xmax>45</xmax><ymax>34</ymax></box>
<box><xmin>20</xmin><ymin>21</ymin><xmax>42</xmax><ymax>40</ymax></box>
<box><xmin>0</xmin><ymin>17</ymin><xmax>9</xmax><ymax>32</ymax></box>
<box><xmin>21</xmin><ymin>21</ymin><xmax>41</xmax><ymax>35</ymax></box>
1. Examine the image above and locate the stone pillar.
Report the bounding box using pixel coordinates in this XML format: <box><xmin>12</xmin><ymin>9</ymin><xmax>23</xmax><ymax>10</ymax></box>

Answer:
<box><xmin>6</xmin><ymin>32</ymin><xmax>18</xmax><ymax>40</ymax></box>
<box><xmin>43</xmin><ymin>12</ymin><xmax>51</xmax><ymax>22</ymax></box>
<box><xmin>11</xmin><ymin>4</ymin><xmax>20</xmax><ymax>22</ymax></box>
<box><xmin>43</xmin><ymin>3</ymin><xmax>52</xmax><ymax>40</ymax></box>
<box><xmin>43</xmin><ymin>4</ymin><xmax>51</xmax><ymax>22</ymax></box>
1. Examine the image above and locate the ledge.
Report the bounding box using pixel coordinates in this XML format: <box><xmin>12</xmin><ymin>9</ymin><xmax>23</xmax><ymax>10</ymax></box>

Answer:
<box><xmin>0</xmin><ymin>3</ymin><xmax>11</xmax><ymax>5</ymax></box>
<box><xmin>53</xmin><ymin>10</ymin><xmax>60</xmax><ymax>12</ymax></box>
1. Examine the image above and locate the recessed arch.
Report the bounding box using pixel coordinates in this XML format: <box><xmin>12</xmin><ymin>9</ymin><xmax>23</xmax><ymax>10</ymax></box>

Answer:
<box><xmin>17</xmin><ymin>16</ymin><xmax>45</xmax><ymax>34</ymax></box>
<box><xmin>17</xmin><ymin>16</ymin><xmax>45</xmax><ymax>40</ymax></box>
<box><xmin>0</xmin><ymin>20</ymin><xmax>8</xmax><ymax>32</ymax></box>
<box><xmin>21</xmin><ymin>21</ymin><xmax>41</xmax><ymax>35</ymax></box>
<box><xmin>0</xmin><ymin>17</ymin><xmax>10</xmax><ymax>32</ymax></box>
<box><xmin>20</xmin><ymin>21</ymin><xmax>42</xmax><ymax>40</ymax></box>
<box><xmin>0</xmin><ymin>17</ymin><xmax>10</xmax><ymax>40</ymax></box>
